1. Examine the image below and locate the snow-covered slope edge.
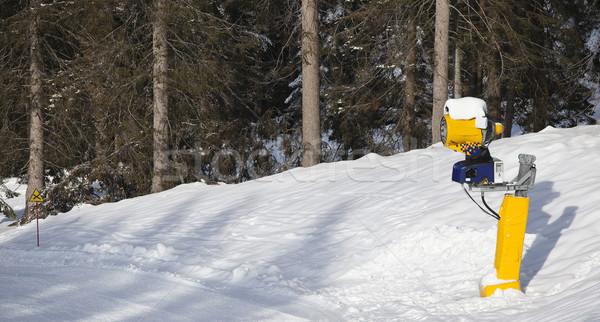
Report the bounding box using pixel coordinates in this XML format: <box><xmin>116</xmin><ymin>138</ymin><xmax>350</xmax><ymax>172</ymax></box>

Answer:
<box><xmin>1</xmin><ymin>125</ymin><xmax>599</xmax><ymax>321</ymax></box>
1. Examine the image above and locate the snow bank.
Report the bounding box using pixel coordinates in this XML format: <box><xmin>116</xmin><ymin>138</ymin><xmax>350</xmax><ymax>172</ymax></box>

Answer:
<box><xmin>1</xmin><ymin>125</ymin><xmax>600</xmax><ymax>320</ymax></box>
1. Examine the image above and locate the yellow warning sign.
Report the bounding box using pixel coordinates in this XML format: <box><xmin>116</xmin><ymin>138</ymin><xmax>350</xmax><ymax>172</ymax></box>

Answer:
<box><xmin>29</xmin><ymin>189</ymin><xmax>44</xmax><ymax>202</ymax></box>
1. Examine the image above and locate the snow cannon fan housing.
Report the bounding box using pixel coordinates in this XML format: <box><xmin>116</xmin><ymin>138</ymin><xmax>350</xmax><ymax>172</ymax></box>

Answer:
<box><xmin>440</xmin><ymin>97</ymin><xmax>504</xmax><ymax>184</ymax></box>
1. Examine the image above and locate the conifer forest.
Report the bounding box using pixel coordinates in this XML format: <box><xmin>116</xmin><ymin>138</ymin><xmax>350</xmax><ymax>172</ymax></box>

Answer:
<box><xmin>1</xmin><ymin>0</ymin><xmax>599</xmax><ymax>224</ymax></box>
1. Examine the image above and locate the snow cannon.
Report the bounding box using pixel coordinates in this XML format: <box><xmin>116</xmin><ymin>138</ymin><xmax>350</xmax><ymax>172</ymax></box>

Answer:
<box><xmin>440</xmin><ymin>97</ymin><xmax>537</xmax><ymax>298</ymax></box>
<box><xmin>440</xmin><ymin>97</ymin><xmax>504</xmax><ymax>184</ymax></box>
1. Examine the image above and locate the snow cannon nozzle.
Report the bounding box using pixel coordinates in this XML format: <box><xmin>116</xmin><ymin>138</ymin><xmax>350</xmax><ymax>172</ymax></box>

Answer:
<box><xmin>440</xmin><ymin>97</ymin><xmax>503</xmax><ymax>157</ymax></box>
<box><xmin>441</xmin><ymin>97</ymin><xmax>504</xmax><ymax>185</ymax></box>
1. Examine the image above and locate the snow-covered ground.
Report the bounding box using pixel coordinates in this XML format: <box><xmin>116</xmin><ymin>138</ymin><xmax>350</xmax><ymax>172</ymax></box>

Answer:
<box><xmin>1</xmin><ymin>125</ymin><xmax>600</xmax><ymax>321</ymax></box>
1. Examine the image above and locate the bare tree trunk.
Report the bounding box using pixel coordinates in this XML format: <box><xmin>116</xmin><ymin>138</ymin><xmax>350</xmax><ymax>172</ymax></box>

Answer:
<box><xmin>453</xmin><ymin>0</ymin><xmax>463</xmax><ymax>99</ymax></box>
<box><xmin>504</xmin><ymin>86</ymin><xmax>515</xmax><ymax>137</ymax></box>
<box><xmin>432</xmin><ymin>0</ymin><xmax>449</xmax><ymax>144</ymax></box>
<box><xmin>403</xmin><ymin>18</ymin><xmax>416</xmax><ymax>152</ymax></box>
<box><xmin>482</xmin><ymin>0</ymin><xmax>501</xmax><ymax>122</ymax></box>
<box><xmin>151</xmin><ymin>0</ymin><xmax>170</xmax><ymax>193</ymax></box>
<box><xmin>476</xmin><ymin>56</ymin><xmax>483</xmax><ymax>95</ymax></box>
<box><xmin>301</xmin><ymin>0</ymin><xmax>321</xmax><ymax>167</ymax></box>
<box><xmin>454</xmin><ymin>45</ymin><xmax>462</xmax><ymax>98</ymax></box>
<box><xmin>94</xmin><ymin>112</ymin><xmax>109</xmax><ymax>160</ymax></box>
<box><xmin>485</xmin><ymin>60</ymin><xmax>501</xmax><ymax>121</ymax></box>
<box><xmin>533</xmin><ymin>78</ymin><xmax>549</xmax><ymax>132</ymax></box>
<box><xmin>22</xmin><ymin>0</ymin><xmax>45</xmax><ymax>225</ymax></box>
<box><xmin>477</xmin><ymin>0</ymin><xmax>486</xmax><ymax>98</ymax></box>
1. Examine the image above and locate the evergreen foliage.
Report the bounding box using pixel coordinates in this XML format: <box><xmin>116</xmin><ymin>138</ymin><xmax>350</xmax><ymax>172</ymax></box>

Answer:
<box><xmin>0</xmin><ymin>0</ymin><xmax>598</xmax><ymax>223</ymax></box>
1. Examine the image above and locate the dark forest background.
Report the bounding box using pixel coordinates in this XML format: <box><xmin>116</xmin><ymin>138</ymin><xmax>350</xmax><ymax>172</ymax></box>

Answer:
<box><xmin>1</xmin><ymin>0</ymin><xmax>599</xmax><ymax>221</ymax></box>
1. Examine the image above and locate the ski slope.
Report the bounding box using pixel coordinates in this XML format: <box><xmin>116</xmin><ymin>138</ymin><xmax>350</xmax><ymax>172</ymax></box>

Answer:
<box><xmin>1</xmin><ymin>125</ymin><xmax>600</xmax><ymax>321</ymax></box>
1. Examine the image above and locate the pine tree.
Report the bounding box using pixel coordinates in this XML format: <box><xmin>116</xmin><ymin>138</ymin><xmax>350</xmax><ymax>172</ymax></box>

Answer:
<box><xmin>432</xmin><ymin>0</ymin><xmax>449</xmax><ymax>144</ymax></box>
<box><xmin>22</xmin><ymin>0</ymin><xmax>45</xmax><ymax>225</ymax></box>
<box><xmin>301</xmin><ymin>0</ymin><xmax>321</xmax><ymax>167</ymax></box>
<box><xmin>151</xmin><ymin>0</ymin><xmax>170</xmax><ymax>193</ymax></box>
<box><xmin>403</xmin><ymin>15</ymin><xmax>417</xmax><ymax>152</ymax></box>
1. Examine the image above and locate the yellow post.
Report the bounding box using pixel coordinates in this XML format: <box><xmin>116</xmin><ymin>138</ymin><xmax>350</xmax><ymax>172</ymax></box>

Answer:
<box><xmin>480</xmin><ymin>194</ymin><xmax>530</xmax><ymax>297</ymax></box>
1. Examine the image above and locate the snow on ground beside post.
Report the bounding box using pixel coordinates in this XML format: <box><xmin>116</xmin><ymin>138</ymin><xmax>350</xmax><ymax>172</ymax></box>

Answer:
<box><xmin>1</xmin><ymin>125</ymin><xmax>600</xmax><ymax>321</ymax></box>
<box><xmin>0</xmin><ymin>178</ymin><xmax>27</xmax><ymax>233</ymax></box>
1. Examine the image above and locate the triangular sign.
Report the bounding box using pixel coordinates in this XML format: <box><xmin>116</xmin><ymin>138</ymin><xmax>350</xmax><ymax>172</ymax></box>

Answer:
<box><xmin>29</xmin><ymin>189</ymin><xmax>44</xmax><ymax>202</ymax></box>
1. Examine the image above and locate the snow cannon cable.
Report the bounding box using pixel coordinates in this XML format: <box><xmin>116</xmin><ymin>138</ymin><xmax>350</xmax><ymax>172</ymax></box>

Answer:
<box><xmin>441</xmin><ymin>97</ymin><xmax>537</xmax><ymax>298</ymax></box>
<box><xmin>461</xmin><ymin>184</ymin><xmax>500</xmax><ymax>220</ymax></box>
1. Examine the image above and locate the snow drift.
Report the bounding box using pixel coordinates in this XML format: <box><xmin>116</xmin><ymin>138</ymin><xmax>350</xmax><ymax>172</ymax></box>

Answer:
<box><xmin>1</xmin><ymin>125</ymin><xmax>600</xmax><ymax>321</ymax></box>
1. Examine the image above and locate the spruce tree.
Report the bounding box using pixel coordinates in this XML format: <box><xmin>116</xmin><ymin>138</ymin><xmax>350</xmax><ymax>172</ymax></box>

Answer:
<box><xmin>432</xmin><ymin>0</ymin><xmax>450</xmax><ymax>144</ymax></box>
<box><xmin>301</xmin><ymin>0</ymin><xmax>321</xmax><ymax>167</ymax></box>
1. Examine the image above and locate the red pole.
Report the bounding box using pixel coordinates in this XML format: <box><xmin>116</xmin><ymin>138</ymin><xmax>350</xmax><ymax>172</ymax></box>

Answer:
<box><xmin>36</xmin><ymin>202</ymin><xmax>39</xmax><ymax>247</ymax></box>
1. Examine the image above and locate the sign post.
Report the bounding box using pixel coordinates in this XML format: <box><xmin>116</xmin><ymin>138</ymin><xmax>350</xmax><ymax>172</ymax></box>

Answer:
<box><xmin>29</xmin><ymin>189</ymin><xmax>44</xmax><ymax>247</ymax></box>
